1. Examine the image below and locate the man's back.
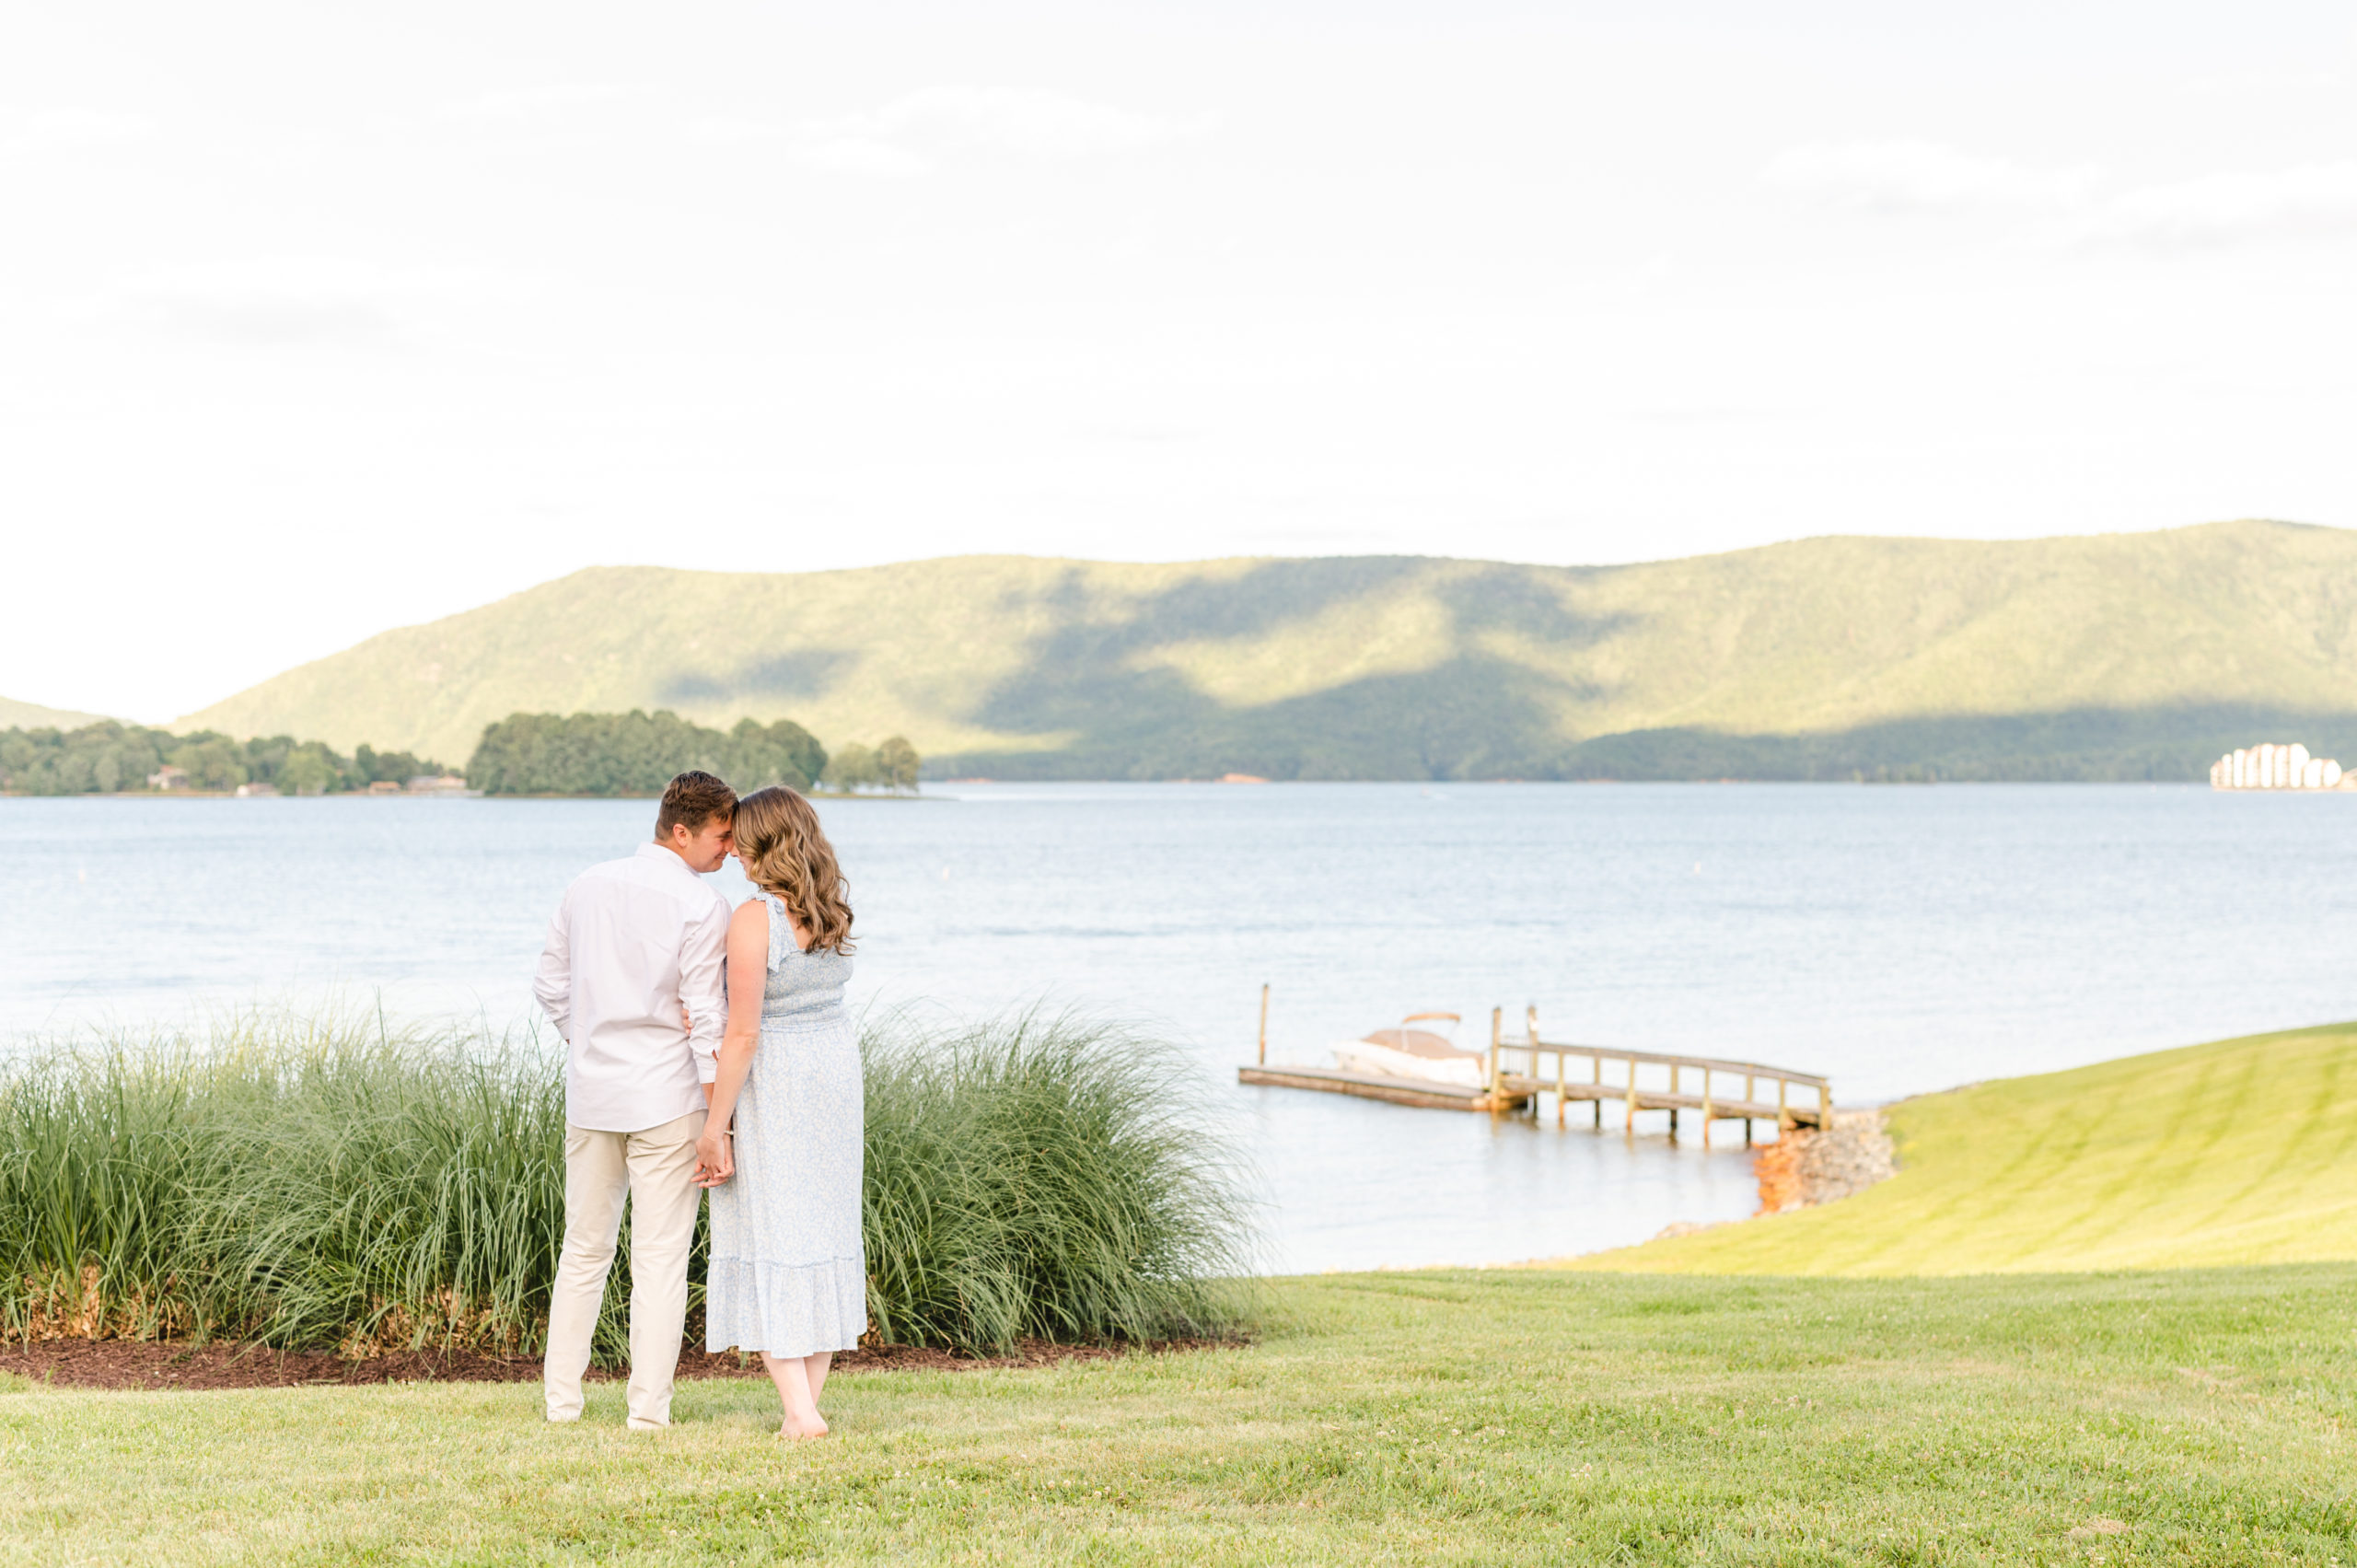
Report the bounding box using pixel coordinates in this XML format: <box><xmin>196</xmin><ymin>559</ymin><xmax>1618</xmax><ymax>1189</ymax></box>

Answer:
<box><xmin>539</xmin><ymin>770</ymin><xmax>738</xmax><ymax>1434</ymax></box>
<box><xmin>534</xmin><ymin>841</ymin><xmax>729</xmax><ymax>1132</ymax></box>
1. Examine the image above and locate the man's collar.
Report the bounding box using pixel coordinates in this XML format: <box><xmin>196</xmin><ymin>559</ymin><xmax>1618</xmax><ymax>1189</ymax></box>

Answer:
<box><xmin>636</xmin><ymin>841</ymin><xmax>689</xmax><ymax>869</ymax></box>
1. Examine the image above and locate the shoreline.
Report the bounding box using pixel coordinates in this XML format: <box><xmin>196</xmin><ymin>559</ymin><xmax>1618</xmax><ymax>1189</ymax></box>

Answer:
<box><xmin>0</xmin><ymin>780</ymin><xmax>2245</xmax><ymax>799</ymax></box>
<box><xmin>0</xmin><ymin>789</ymin><xmax>930</xmax><ymax>802</ymax></box>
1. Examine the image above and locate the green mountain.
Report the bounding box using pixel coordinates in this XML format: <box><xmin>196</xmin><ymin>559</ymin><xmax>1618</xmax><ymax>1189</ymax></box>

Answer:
<box><xmin>0</xmin><ymin>695</ymin><xmax>111</xmax><ymax>731</ymax></box>
<box><xmin>177</xmin><ymin>520</ymin><xmax>2357</xmax><ymax>781</ymax></box>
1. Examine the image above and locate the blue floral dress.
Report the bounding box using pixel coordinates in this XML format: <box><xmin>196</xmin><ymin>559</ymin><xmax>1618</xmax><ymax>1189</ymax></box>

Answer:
<box><xmin>705</xmin><ymin>892</ymin><xmax>866</xmax><ymax>1357</ymax></box>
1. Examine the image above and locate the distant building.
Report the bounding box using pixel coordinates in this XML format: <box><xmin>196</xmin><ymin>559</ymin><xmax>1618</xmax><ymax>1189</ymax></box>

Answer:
<box><xmin>366</xmin><ymin>780</ymin><xmax>404</xmax><ymax>795</ymax></box>
<box><xmin>2210</xmin><ymin>742</ymin><xmax>2351</xmax><ymax>791</ymax></box>
<box><xmin>233</xmin><ymin>782</ymin><xmax>280</xmax><ymax>797</ymax></box>
<box><xmin>407</xmin><ymin>773</ymin><xmax>472</xmax><ymax>795</ymax></box>
<box><xmin>146</xmin><ymin>764</ymin><xmax>190</xmax><ymax>791</ymax></box>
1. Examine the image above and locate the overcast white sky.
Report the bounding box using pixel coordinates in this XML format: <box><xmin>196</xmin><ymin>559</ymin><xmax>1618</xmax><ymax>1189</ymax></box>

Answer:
<box><xmin>6</xmin><ymin>2</ymin><xmax>2356</xmax><ymax>722</ymax></box>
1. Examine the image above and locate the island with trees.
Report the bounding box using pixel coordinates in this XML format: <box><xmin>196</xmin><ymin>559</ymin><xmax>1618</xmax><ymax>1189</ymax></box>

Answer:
<box><xmin>463</xmin><ymin>710</ymin><xmax>918</xmax><ymax>796</ymax></box>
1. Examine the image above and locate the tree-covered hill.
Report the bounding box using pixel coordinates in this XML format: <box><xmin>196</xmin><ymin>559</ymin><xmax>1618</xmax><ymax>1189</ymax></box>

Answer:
<box><xmin>175</xmin><ymin>520</ymin><xmax>2357</xmax><ymax>781</ymax></box>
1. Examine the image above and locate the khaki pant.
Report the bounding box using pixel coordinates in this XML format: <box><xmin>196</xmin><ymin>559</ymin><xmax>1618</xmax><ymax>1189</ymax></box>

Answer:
<box><xmin>543</xmin><ymin>1109</ymin><xmax>704</xmax><ymax>1429</ymax></box>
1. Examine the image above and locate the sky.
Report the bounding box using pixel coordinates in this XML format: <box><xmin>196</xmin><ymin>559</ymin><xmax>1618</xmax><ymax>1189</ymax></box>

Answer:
<box><xmin>5</xmin><ymin>1</ymin><xmax>2356</xmax><ymax>723</ymax></box>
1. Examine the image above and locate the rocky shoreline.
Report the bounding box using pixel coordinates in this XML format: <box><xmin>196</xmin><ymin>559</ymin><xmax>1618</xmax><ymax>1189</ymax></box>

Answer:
<box><xmin>1753</xmin><ymin>1109</ymin><xmax>1898</xmax><ymax>1214</ymax></box>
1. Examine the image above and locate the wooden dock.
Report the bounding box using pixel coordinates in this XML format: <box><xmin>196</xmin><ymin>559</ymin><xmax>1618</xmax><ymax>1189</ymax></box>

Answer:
<box><xmin>1238</xmin><ymin>996</ymin><xmax>1829</xmax><ymax>1147</ymax></box>
<box><xmin>1236</xmin><ymin>1063</ymin><xmax>1531</xmax><ymax>1113</ymax></box>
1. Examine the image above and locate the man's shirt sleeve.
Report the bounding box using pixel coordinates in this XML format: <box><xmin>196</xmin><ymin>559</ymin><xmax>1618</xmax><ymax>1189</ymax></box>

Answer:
<box><xmin>681</xmin><ymin>894</ymin><xmax>729</xmax><ymax>1084</ymax></box>
<box><xmin>531</xmin><ymin>890</ymin><xmax>574</xmax><ymax>1042</ymax></box>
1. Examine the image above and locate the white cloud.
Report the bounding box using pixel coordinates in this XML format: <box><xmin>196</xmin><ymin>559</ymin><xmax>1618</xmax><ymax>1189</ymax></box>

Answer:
<box><xmin>5</xmin><ymin>108</ymin><xmax>152</xmax><ymax>152</ymax></box>
<box><xmin>790</xmin><ymin>135</ymin><xmax>933</xmax><ymax>179</ymax></box>
<box><xmin>2092</xmin><ymin>162</ymin><xmax>2357</xmax><ymax>246</ymax></box>
<box><xmin>681</xmin><ymin>115</ymin><xmax>787</xmax><ymax>147</ymax></box>
<box><xmin>680</xmin><ymin>113</ymin><xmax>924</xmax><ymax>177</ymax></box>
<box><xmin>701</xmin><ymin>87</ymin><xmax>1221</xmax><ymax>177</ymax></box>
<box><xmin>1765</xmin><ymin>138</ymin><xmax>2357</xmax><ymax>250</ymax></box>
<box><xmin>1762</xmin><ymin>139</ymin><xmax>2096</xmax><ymax>210</ymax></box>
<box><xmin>845</xmin><ymin>86</ymin><xmax>1219</xmax><ymax>158</ymax></box>
<box><xmin>435</xmin><ymin>82</ymin><xmax>656</xmax><ymax>123</ymax></box>
<box><xmin>115</xmin><ymin>258</ymin><xmax>481</xmax><ymax>346</ymax></box>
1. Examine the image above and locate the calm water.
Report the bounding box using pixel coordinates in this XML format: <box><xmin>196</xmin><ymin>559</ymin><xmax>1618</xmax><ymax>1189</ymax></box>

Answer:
<box><xmin>6</xmin><ymin>784</ymin><xmax>2354</xmax><ymax>1272</ymax></box>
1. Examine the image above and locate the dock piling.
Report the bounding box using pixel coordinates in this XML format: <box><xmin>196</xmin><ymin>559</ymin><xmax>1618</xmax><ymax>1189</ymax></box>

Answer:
<box><xmin>1487</xmin><ymin>1007</ymin><xmax>1503</xmax><ymax>1108</ymax></box>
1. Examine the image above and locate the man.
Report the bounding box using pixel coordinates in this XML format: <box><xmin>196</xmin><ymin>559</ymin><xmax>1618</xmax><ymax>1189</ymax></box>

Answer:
<box><xmin>534</xmin><ymin>770</ymin><xmax>737</xmax><ymax>1429</ymax></box>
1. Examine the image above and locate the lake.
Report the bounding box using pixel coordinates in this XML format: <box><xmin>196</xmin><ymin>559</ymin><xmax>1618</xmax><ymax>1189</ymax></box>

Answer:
<box><xmin>6</xmin><ymin>783</ymin><xmax>2354</xmax><ymax>1272</ymax></box>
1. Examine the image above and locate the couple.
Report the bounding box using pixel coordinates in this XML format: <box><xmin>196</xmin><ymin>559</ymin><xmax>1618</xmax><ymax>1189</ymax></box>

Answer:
<box><xmin>531</xmin><ymin>770</ymin><xmax>863</xmax><ymax>1438</ymax></box>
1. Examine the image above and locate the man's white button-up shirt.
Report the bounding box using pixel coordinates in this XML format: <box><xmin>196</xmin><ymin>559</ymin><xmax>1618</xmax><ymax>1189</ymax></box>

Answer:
<box><xmin>533</xmin><ymin>841</ymin><xmax>730</xmax><ymax>1132</ymax></box>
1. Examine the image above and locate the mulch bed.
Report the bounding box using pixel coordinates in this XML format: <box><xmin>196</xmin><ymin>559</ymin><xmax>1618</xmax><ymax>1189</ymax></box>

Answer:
<box><xmin>1</xmin><ymin>1336</ymin><xmax>1222</xmax><ymax>1393</ymax></box>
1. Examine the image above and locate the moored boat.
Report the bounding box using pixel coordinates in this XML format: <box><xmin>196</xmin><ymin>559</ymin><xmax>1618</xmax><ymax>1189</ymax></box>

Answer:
<box><xmin>1330</xmin><ymin>1012</ymin><xmax>1488</xmax><ymax>1088</ymax></box>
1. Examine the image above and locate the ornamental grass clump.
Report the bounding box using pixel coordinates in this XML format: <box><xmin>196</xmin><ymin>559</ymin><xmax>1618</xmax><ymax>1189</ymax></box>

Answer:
<box><xmin>0</xmin><ymin>1012</ymin><xmax>575</xmax><ymax>1353</ymax></box>
<box><xmin>0</xmin><ymin>1007</ymin><xmax>1255</xmax><ymax>1358</ymax></box>
<box><xmin>0</xmin><ymin>1036</ymin><xmax>223</xmax><ymax>1342</ymax></box>
<box><xmin>861</xmin><ymin>1012</ymin><xmax>1259</xmax><ymax>1352</ymax></box>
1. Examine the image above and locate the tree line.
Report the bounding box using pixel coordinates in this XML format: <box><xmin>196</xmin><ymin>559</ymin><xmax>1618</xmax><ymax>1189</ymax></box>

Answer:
<box><xmin>0</xmin><ymin>723</ymin><xmax>443</xmax><ymax>796</ymax></box>
<box><xmin>1</xmin><ymin>713</ymin><xmax>920</xmax><ymax>798</ymax></box>
<box><xmin>464</xmin><ymin>711</ymin><xmax>920</xmax><ymax>796</ymax></box>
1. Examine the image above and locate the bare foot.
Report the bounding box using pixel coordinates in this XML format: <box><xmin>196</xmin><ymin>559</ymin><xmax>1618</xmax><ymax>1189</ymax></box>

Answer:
<box><xmin>778</xmin><ymin>1414</ymin><xmax>830</xmax><ymax>1440</ymax></box>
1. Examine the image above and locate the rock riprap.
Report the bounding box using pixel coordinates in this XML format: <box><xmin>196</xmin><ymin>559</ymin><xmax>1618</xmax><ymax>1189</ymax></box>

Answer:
<box><xmin>1753</xmin><ymin>1110</ymin><xmax>1896</xmax><ymax>1214</ymax></box>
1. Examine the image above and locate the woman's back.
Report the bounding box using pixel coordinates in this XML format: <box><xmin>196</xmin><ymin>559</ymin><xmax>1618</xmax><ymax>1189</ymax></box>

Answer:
<box><xmin>756</xmin><ymin>891</ymin><xmax>852</xmax><ymax>1027</ymax></box>
<box><xmin>705</xmin><ymin>890</ymin><xmax>865</xmax><ymax>1360</ymax></box>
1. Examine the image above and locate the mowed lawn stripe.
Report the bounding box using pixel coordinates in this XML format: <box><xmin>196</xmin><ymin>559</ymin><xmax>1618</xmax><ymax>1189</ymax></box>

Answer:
<box><xmin>3</xmin><ymin>1268</ymin><xmax>2351</xmax><ymax>1564</ymax></box>
<box><xmin>1564</xmin><ymin>1021</ymin><xmax>2357</xmax><ymax>1275</ymax></box>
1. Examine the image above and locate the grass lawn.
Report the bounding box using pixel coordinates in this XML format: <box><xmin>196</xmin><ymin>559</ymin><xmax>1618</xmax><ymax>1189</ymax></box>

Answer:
<box><xmin>1568</xmin><ymin>1021</ymin><xmax>2357</xmax><ymax>1277</ymax></box>
<box><xmin>10</xmin><ymin>1021</ymin><xmax>2353</xmax><ymax>1562</ymax></box>
<box><xmin>6</xmin><ymin>1263</ymin><xmax>2351</xmax><ymax>1565</ymax></box>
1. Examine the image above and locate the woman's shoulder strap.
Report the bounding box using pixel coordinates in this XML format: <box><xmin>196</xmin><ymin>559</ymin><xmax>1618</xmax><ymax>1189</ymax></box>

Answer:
<box><xmin>759</xmin><ymin>891</ymin><xmax>795</xmax><ymax>965</ymax></box>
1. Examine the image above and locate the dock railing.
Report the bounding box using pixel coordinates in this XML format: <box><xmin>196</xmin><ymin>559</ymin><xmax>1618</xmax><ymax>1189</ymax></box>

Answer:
<box><xmin>1486</xmin><ymin>1006</ymin><xmax>1830</xmax><ymax>1148</ymax></box>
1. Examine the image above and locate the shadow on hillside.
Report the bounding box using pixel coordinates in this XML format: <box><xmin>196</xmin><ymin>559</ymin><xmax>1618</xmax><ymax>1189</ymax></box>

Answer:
<box><xmin>939</xmin><ymin>689</ymin><xmax>2357</xmax><ymax>784</ymax></box>
<box><xmin>947</xmin><ymin>559</ymin><xmax>1631</xmax><ymax>779</ymax></box>
<box><xmin>661</xmin><ymin>647</ymin><xmax>858</xmax><ymax>706</ymax></box>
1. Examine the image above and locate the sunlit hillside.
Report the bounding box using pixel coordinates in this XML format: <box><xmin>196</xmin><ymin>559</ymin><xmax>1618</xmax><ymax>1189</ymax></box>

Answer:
<box><xmin>0</xmin><ymin>695</ymin><xmax>110</xmax><ymax>731</ymax></box>
<box><xmin>177</xmin><ymin>520</ymin><xmax>2357</xmax><ymax>779</ymax></box>
<box><xmin>1563</xmin><ymin>1018</ymin><xmax>2357</xmax><ymax>1275</ymax></box>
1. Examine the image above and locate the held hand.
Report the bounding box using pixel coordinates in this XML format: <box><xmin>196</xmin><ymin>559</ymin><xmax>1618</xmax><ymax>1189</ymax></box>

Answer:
<box><xmin>694</xmin><ymin>1125</ymin><xmax>735</xmax><ymax>1186</ymax></box>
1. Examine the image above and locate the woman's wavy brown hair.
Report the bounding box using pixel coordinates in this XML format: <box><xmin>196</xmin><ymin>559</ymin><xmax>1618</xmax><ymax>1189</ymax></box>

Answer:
<box><xmin>732</xmin><ymin>785</ymin><xmax>855</xmax><ymax>955</ymax></box>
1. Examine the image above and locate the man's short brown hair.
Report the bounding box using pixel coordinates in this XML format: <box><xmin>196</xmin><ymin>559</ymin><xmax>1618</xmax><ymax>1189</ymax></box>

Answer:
<box><xmin>655</xmin><ymin>771</ymin><xmax>737</xmax><ymax>839</ymax></box>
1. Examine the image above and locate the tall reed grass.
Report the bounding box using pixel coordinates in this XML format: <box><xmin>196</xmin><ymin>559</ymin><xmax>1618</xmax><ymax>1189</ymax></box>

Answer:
<box><xmin>0</xmin><ymin>1009</ymin><xmax>1255</xmax><ymax>1359</ymax></box>
<box><xmin>862</xmin><ymin>1012</ymin><xmax>1257</xmax><ymax>1350</ymax></box>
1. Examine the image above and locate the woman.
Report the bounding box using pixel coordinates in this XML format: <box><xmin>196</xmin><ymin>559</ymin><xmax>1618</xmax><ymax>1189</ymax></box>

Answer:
<box><xmin>697</xmin><ymin>784</ymin><xmax>865</xmax><ymax>1438</ymax></box>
